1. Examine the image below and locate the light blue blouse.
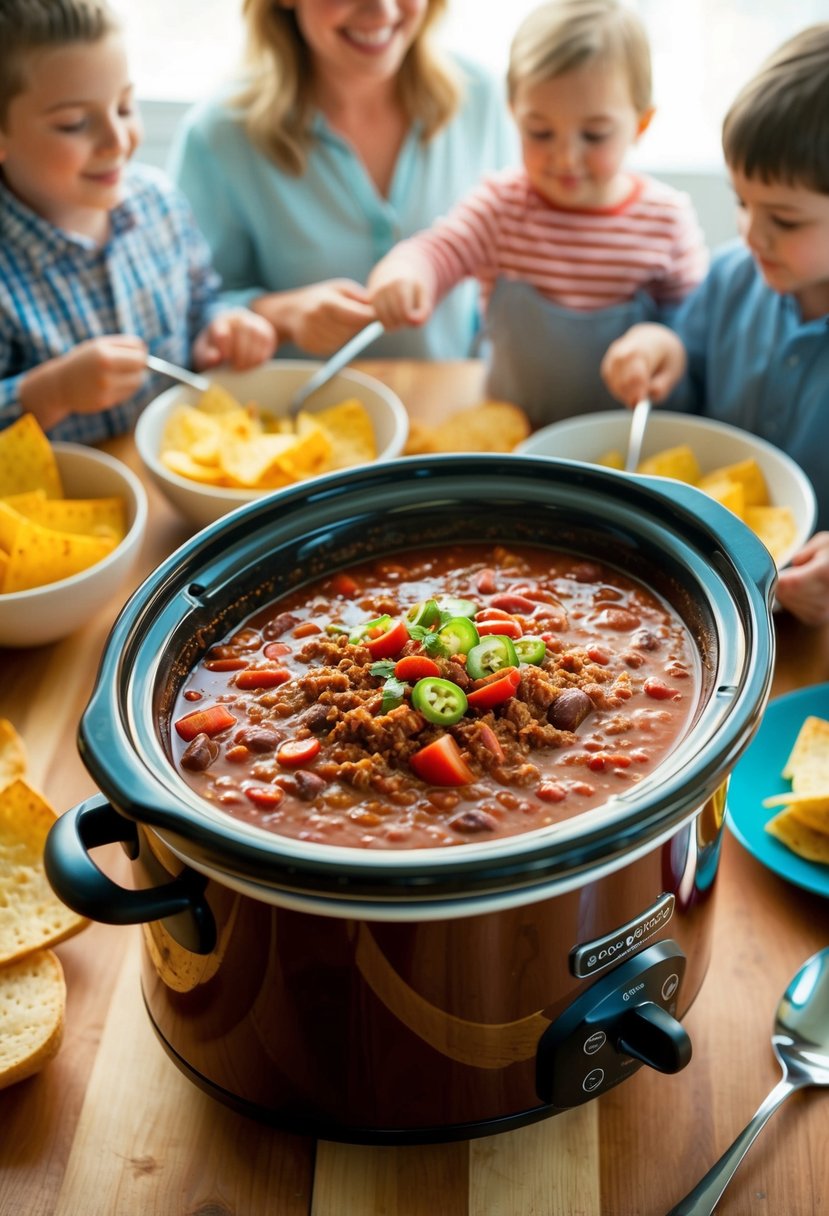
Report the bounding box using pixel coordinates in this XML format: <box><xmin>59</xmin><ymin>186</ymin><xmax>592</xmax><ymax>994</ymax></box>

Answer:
<box><xmin>168</xmin><ymin>59</ymin><xmax>518</xmax><ymax>361</ymax></box>
<box><xmin>669</xmin><ymin>241</ymin><xmax>829</xmax><ymax>530</ymax></box>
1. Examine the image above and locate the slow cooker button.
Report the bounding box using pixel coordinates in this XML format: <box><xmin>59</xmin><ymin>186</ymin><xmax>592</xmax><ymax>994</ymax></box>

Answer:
<box><xmin>582</xmin><ymin>1068</ymin><xmax>604</xmax><ymax>1093</ymax></box>
<box><xmin>583</xmin><ymin>1031</ymin><xmax>606</xmax><ymax>1055</ymax></box>
<box><xmin>614</xmin><ymin>1000</ymin><xmax>691</xmax><ymax>1074</ymax></box>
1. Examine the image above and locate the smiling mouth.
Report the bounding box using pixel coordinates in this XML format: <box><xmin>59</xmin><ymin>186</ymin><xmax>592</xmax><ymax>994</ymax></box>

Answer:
<box><xmin>342</xmin><ymin>24</ymin><xmax>398</xmax><ymax>51</ymax></box>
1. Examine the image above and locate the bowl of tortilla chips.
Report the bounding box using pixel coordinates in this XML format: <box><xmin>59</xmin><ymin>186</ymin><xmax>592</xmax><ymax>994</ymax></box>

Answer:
<box><xmin>135</xmin><ymin>361</ymin><xmax>409</xmax><ymax>529</ymax></box>
<box><xmin>0</xmin><ymin>417</ymin><xmax>148</xmax><ymax>648</ymax></box>
<box><xmin>517</xmin><ymin>410</ymin><xmax>816</xmax><ymax>568</ymax></box>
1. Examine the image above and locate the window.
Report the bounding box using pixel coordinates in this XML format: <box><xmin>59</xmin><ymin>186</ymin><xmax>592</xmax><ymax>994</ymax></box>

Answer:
<box><xmin>117</xmin><ymin>0</ymin><xmax>827</xmax><ymax>170</ymax></box>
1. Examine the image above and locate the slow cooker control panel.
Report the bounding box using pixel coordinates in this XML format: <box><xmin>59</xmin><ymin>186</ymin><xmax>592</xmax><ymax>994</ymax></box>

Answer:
<box><xmin>536</xmin><ymin>940</ymin><xmax>691</xmax><ymax>1108</ymax></box>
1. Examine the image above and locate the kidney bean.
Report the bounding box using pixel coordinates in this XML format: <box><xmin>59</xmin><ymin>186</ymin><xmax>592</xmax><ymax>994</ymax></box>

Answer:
<box><xmin>537</xmin><ymin>781</ymin><xmax>567</xmax><ymax>802</ymax></box>
<box><xmin>234</xmin><ymin>725</ymin><xmax>283</xmax><ymax>752</ymax></box>
<box><xmin>643</xmin><ymin>677</ymin><xmax>679</xmax><ymax>701</ymax></box>
<box><xmin>595</xmin><ymin>607</ymin><xmax>642</xmax><ymax>631</ymax></box>
<box><xmin>548</xmin><ymin>687</ymin><xmax>594</xmax><ymax>731</ymax></box>
<box><xmin>302</xmin><ymin>704</ymin><xmax>334</xmax><ymax>733</ymax></box>
<box><xmin>489</xmin><ymin>593</ymin><xmax>536</xmax><ymax>614</ymax></box>
<box><xmin>228</xmin><ymin>628</ymin><xmax>261</xmax><ymax>650</ymax></box>
<box><xmin>449</xmin><ymin>809</ymin><xmax>499</xmax><ymax>834</ymax></box>
<box><xmin>568</xmin><ymin>562</ymin><xmax>603</xmax><ymax>583</ymax></box>
<box><xmin>263</xmin><ymin>613</ymin><xmax>300</xmax><ymax>639</ymax></box>
<box><xmin>277</xmin><ymin>769</ymin><xmax>328</xmax><ymax>801</ymax></box>
<box><xmin>631</xmin><ymin>628</ymin><xmax>659</xmax><ymax>651</ymax></box>
<box><xmin>180</xmin><ymin>733</ymin><xmax>219</xmax><ymax>772</ymax></box>
<box><xmin>476</xmin><ymin>568</ymin><xmax>498</xmax><ymax>595</ymax></box>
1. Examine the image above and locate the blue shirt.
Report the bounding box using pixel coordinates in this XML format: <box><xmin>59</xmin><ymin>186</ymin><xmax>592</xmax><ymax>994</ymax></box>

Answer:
<box><xmin>669</xmin><ymin>241</ymin><xmax>829</xmax><ymax>530</ymax></box>
<box><xmin>0</xmin><ymin>163</ymin><xmax>221</xmax><ymax>442</ymax></box>
<box><xmin>168</xmin><ymin>58</ymin><xmax>518</xmax><ymax>360</ymax></box>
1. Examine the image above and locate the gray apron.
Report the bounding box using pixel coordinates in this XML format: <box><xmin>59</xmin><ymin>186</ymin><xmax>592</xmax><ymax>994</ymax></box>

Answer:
<box><xmin>484</xmin><ymin>277</ymin><xmax>660</xmax><ymax>427</ymax></box>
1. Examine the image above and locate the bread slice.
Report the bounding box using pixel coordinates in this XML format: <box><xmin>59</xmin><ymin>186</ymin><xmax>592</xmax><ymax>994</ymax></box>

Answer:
<box><xmin>0</xmin><ymin>949</ymin><xmax>65</xmax><ymax>1089</ymax></box>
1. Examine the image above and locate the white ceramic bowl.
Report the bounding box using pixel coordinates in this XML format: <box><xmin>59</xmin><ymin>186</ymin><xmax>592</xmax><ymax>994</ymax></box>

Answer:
<box><xmin>517</xmin><ymin>410</ymin><xmax>817</xmax><ymax>568</ymax></box>
<box><xmin>0</xmin><ymin>443</ymin><xmax>148</xmax><ymax>649</ymax></box>
<box><xmin>135</xmin><ymin>361</ymin><xmax>409</xmax><ymax>529</ymax></box>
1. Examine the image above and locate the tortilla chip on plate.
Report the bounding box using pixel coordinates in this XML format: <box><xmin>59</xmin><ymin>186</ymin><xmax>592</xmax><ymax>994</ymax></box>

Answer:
<box><xmin>782</xmin><ymin>715</ymin><xmax>829</xmax><ymax>786</ymax></box>
<box><xmin>766</xmin><ymin>807</ymin><xmax>829</xmax><ymax>864</ymax></box>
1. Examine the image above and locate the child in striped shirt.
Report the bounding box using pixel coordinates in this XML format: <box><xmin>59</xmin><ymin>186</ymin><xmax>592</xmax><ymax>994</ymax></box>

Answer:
<box><xmin>367</xmin><ymin>0</ymin><xmax>707</xmax><ymax>425</ymax></box>
<box><xmin>0</xmin><ymin>0</ymin><xmax>275</xmax><ymax>444</ymax></box>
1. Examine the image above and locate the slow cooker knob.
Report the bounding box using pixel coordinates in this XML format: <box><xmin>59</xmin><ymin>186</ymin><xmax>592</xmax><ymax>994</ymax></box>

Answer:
<box><xmin>614</xmin><ymin>1001</ymin><xmax>691</xmax><ymax>1074</ymax></box>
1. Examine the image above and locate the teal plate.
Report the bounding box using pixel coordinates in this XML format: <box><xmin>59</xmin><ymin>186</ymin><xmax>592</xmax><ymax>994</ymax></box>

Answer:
<box><xmin>726</xmin><ymin>683</ymin><xmax>829</xmax><ymax>898</ymax></box>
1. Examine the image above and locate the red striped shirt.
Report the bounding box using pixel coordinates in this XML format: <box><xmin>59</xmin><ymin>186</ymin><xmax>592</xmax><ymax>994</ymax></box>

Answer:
<box><xmin>390</xmin><ymin>169</ymin><xmax>708</xmax><ymax>313</ymax></box>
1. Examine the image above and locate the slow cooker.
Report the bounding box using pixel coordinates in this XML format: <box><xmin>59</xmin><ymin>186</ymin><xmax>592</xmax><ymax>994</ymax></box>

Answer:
<box><xmin>45</xmin><ymin>455</ymin><xmax>775</xmax><ymax>1143</ymax></box>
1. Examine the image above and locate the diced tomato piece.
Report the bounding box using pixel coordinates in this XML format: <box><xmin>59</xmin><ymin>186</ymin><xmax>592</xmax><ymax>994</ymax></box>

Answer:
<box><xmin>331</xmin><ymin>572</ymin><xmax>359</xmax><ymax>597</ymax></box>
<box><xmin>244</xmin><ymin>785</ymin><xmax>285</xmax><ymax>809</ymax></box>
<box><xmin>477</xmin><ymin>618</ymin><xmax>523</xmax><ymax>639</ymax></box>
<box><xmin>409</xmin><ymin>735</ymin><xmax>474</xmax><ymax>787</ymax></box>
<box><xmin>235</xmin><ymin>667</ymin><xmax>291</xmax><ymax>690</ymax></box>
<box><xmin>277</xmin><ymin>737</ymin><xmax>321</xmax><ymax>767</ymax></box>
<box><xmin>365</xmin><ymin>620</ymin><xmax>410</xmax><ymax>660</ymax></box>
<box><xmin>467</xmin><ymin>669</ymin><xmax>521</xmax><ymax>710</ymax></box>
<box><xmin>263</xmin><ymin>641</ymin><xmax>291</xmax><ymax>660</ymax></box>
<box><xmin>174</xmin><ymin>704</ymin><xmax>237</xmax><ymax>742</ymax></box>
<box><xmin>394</xmin><ymin>655</ymin><xmax>441</xmax><ymax>681</ymax></box>
<box><xmin>472</xmin><ymin>665</ymin><xmax>520</xmax><ymax>689</ymax></box>
<box><xmin>478</xmin><ymin>723</ymin><xmax>505</xmax><ymax>763</ymax></box>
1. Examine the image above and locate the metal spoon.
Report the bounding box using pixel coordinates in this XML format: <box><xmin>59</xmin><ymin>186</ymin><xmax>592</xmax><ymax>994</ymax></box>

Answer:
<box><xmin>146</xmin><ymin>354</ymin><xmax>210</xmax><ymax>393</ymax></box>
<box><xmin>666</xmin><ymin>946</ymin><xmax>829</xmax><ymax>1215</ymax></box>
<box><xmin>624</xmin><ymin>397</ymin><xmax>652</xmax><ymax>472</ymax></box>
<box><xmin>288</xmin><ymin>319</ymin><xmax>384</xmax><ymax>415</ymax></box>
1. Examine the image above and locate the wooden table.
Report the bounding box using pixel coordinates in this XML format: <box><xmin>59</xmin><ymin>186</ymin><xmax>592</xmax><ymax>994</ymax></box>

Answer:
<box><xmin>1</xmin><ymin>361</ymin><xmax>827</xmax><ymax>1216</ymax></box>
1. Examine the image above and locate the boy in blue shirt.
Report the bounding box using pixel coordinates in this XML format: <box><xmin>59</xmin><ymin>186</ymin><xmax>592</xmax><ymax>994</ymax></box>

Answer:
<box><xmin>601</xmin><ymin>24</ymin><xmax>829</xmax><ymax>626</ymax></box>
<box><xmin>0</xmin><ymin>0</ymin><xmax>276</xmax><ymax>443</ymax></box>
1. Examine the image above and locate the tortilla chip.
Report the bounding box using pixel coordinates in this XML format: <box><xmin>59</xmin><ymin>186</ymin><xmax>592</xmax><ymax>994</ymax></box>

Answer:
<box><xmin>0</xmin><ymin>415</ymin><xmax>63</xmax><ymax>500</ymax></box>
<box><xmin>636</xmin><ymin>444</ymin><xmax>701</xmax><ymax>483</ymax></box>
<box><xmin>13</xmin><ymin>496</ymin><xmax>126</xmax><ymax>542</ymax></box>
<box><xmin>0</xmin><ymin>779</ymin><xmax>87</xmax><ymax>964</ymax></box>
<box><xmin>598</xmin><ymin>449</ymin><xmax>625</xmax><ymax>470</ymax></box>
<box><xmin>161</xmin><ymin>405</ymin><xmax>223</xmax><ymax>466</ymax></box>
<box><xmin>782</xmin><ymin>715</ymin><xmax>829</xmax><ymax>786</ymax></box>
<box><xmin>0</xmin><ymin>721</ymin><xmax>27</xmax><ymax>791</ymax></box>
<box><xmin>219</xmin><ymin>433</ymin><xmax>298</xmax><ymax>489</ymax></box>
<box><xmin>161</xmin><ymin>449</ymin><xmax>231</xmax><ymax>485</ymax></box>
<box><xmin>196</xmin><ymin>384</ymin><xmax>247</xmax><ymax>415</ymax></box>
<box><xmin>0</xmin><ymin>490</ymin><xmax>47</xmax><ymax>513</ymax></box>
<box><xmin>314</xmin><ymin>399</ymin><xmax>377</xmax><ymax>469</ymax></box>
<box><xmin>700</xmin><ymin>458</ymin><xmax>768</xmax><ymax>507</ymax></box>
<box><xmin>699</xmin><ymin>477</ymin><xmax>746</xmax><ymax>519</ymax></box>
<box><xmin>0</xmin><ymin>949</ymin><xmax>66</xmax><ymax>1090</ymax></box>
<box><xmin>279</xmin><ymin>416</ymin><xmax>333</xmax><ymax>478</ymax></box>
<box><xmin>0</xmin><ymin>505</ymin><xmax>116</xmax><ymax>593</ymax></box>
<box><xmin>744</xmin><ymin>505</ymin><xmax>797</xmax><ymax>562</ymax></box>
<box><xmin>766</xmin><ymin>806</ymin><xmax>829</xmax><ymax>864</ymax></box>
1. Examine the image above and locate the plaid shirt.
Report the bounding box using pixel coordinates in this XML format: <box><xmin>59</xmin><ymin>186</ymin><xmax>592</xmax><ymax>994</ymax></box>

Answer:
<box><xmin>0</xmin><ymin>162</ymin><xmax>221</xmax><ymax>442</ymax></box>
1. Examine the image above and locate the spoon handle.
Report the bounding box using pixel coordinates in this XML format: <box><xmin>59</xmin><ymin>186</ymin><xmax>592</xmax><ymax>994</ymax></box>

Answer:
<box><xmin>665</xmin><ymin>1076</ymin><xmax>800</xmax><ymax>1215</ymax></box>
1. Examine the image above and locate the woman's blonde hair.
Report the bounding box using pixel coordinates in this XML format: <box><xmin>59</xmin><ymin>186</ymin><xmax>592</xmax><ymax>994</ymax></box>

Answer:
<box><xmin>235</xmin><ymin>0</ymin><xmax>462</xmax><ymax>176</ymax></box>
<box><xmin>722</xmin><ymin>24</ymin><xmax>829</xmax><ymax>193</ymax></box>
<box><xmin>507</xmin><ymin>0</ymin><xmax>652</xmax><ymax>113</ymax></box>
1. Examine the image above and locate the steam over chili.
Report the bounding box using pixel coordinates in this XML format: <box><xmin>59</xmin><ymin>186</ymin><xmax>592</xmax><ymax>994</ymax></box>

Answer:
<box><xmin>170</xmin><ymin>544</ymin><xmax>698</xmax><ymax>849</ymax></box>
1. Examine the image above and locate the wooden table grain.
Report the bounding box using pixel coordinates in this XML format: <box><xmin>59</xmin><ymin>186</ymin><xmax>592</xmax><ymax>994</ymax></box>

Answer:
<box><xmin>1</xmin><ymin>361</ymin><xmax>827</xmax><ymax>1216</ymax></box>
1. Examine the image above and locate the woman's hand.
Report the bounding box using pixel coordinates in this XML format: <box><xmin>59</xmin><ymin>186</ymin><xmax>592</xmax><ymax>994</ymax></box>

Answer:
<box><xmin>600</xmin><ymin>323</ymin><xmax>688</xmax><ymax>407</ymax></box>
<box><xmin>775</xmin><ymin>532</ymin><xmax>829</xmax><ymax>626</ymax></box>
<box><xmin>367</xmin><ymin>259</ymin><xmax>434</xmax><ymax>330</ymax></box>
<box><xmin>19</xmin><ymin>336</ymin><xmax>148</xmax><ymax>431</ymax></box>
<box><xmin>253</xmin><ymin>280</ymin><xmax>377</xmax><ymax>356</ymax></box>
<box><xmin>193</xmin><ymin>308</ymin><xmax>277</xmax><ymax>371</ymax></box>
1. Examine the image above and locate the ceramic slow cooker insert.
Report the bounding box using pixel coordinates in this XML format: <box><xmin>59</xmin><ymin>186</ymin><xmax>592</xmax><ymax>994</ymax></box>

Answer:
<box><xmin>46</xmin><ymin>455</ymin><xmax>775</xmax><ymax>1142</ymax></box>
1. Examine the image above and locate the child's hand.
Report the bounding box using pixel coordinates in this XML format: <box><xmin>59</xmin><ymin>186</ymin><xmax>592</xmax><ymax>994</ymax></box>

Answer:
<box><xmin>368</xmin><ymin>276</ymin><xmax>433</xmax><ymax>330</ymax></box>
<box><xmin>254</xmin><ymin>280</ymin><xmax>377</xmax><ymax>356</ymax></box>
<box><xmin>601</xmin><ymin>323</ymin><xmax>687</xmax><ymax>407</ymax></box>
<box><xmin>193</xmin><ymin>309</ymin><xmax>277</xmax><ymax>371</ymax></box>
<box><xmin>775</xmin><ymin>533</ymin><xmax>829</xmax><ymax>626</ymax></box>
<box><xmin>20</xmin><ymin>336</ymin><xmax>147</xmax><ymax>430</ymax></box>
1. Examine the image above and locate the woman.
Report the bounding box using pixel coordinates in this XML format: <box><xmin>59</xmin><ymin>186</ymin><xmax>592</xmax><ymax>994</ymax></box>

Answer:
<box><xmin>168</xmin><ymin>0</ymin><xmax>517</xmax><ymax>359</ymax></box>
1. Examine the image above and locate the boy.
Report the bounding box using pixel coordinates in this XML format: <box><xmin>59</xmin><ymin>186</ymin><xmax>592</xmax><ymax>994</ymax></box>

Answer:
<box><xmin>601</xmin><ymin>24</ymin><xmax>829</xmax><ymax>626</ymax></box>
<box><xmin>0</xmin><ymin>0</ymin><xmax>275</xmax><ymax>443</ymax></box>
<box><xmin>367</xmin><ymin>0</ymin><xmax>707</xmax><ymax>425</ymax></box>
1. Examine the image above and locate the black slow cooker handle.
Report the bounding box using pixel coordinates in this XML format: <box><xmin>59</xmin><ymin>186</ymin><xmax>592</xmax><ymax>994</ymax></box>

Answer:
<box><xmin>45</xmin><ymin>794</ymin><xmax>216</xmax><ymax>954</ymax></box>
